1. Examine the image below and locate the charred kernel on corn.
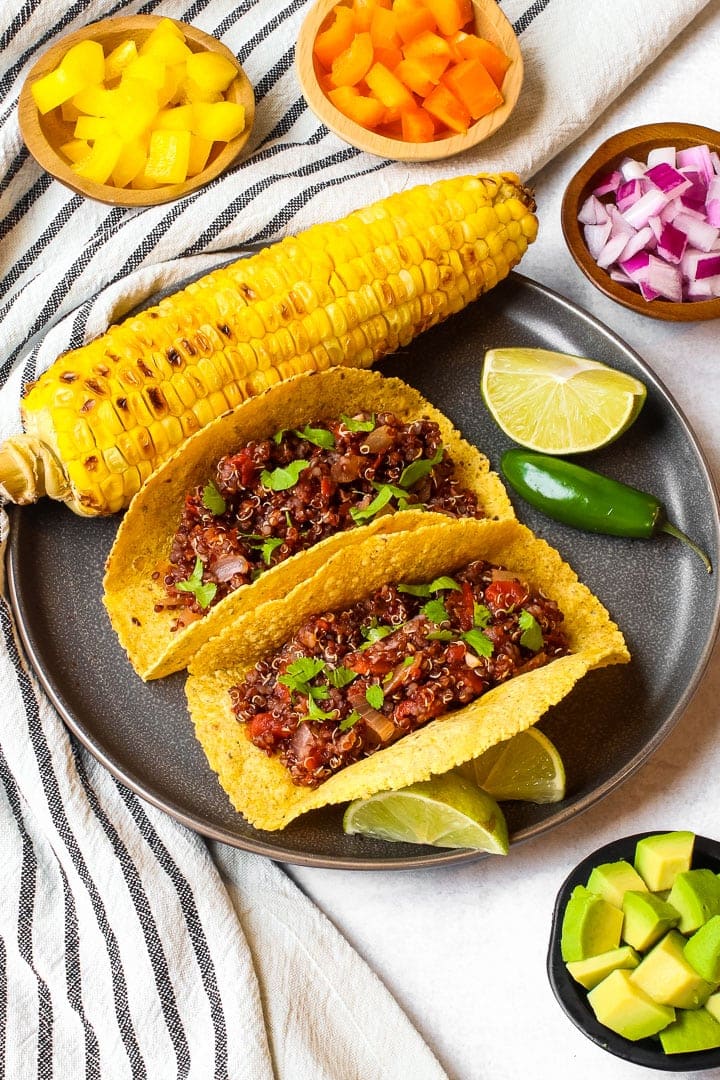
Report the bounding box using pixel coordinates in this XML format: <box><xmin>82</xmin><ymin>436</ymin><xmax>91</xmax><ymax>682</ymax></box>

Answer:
<box><xmin>0</xmin><ymin>174</ymin><xmax>537</xmax><ymax>516</ymax></box>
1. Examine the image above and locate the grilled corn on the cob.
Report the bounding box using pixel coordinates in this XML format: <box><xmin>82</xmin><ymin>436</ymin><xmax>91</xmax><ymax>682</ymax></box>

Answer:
<box><xmin>0</xmin><ymin>174</ymin><xmax>537</xmax><ymax>516</ymax></box>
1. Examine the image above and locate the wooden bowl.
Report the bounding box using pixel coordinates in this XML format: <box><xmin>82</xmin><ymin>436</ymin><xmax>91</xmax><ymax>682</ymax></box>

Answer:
<box><xmin>18</xmin><ymin>15</ymin><xmax>255</xmax><ymax>207</ymax></box>
<box><xmin>296</xmin><ymin>0</ymin><xmax>522</xmax><ymax>162</ymax></box>
<box><xmin>561</xmin><ymin>122</ymin><xmax>720</xmax><ymax>322</ymax></box>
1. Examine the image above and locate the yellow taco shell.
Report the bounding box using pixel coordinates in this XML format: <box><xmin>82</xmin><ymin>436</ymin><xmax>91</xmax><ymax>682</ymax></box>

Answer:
<box><xmin>103</xmin><ymin>368</ymin><xmax>513</xmax><ymax>680</ymax></box>
<box><xmin>186</xmin><ymin>517</ymin><xmax>629</xmax><ymax>831</ymax></box>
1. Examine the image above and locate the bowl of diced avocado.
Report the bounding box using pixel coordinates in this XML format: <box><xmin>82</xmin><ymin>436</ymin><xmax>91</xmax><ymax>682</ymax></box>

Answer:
<box><xmin>547</xmin><ymin>831</ymin><xmax>720</xmax><ymax>1070</ymax></box>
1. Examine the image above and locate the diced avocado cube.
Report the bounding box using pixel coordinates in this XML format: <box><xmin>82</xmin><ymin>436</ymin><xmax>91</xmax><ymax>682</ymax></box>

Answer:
<box><xmin>667</xmin><ymin>870</ymin><xmax>720</xmax><ymax>934</ymax></box>
<box><xmin>659</xmin><ymin>1007</ymin><xmax>720</xmax><ymax>1054</ymax></box>
<box><xmin>586</xmin><ymin>860</ymin><xmax>648</xmax><ymax>908</ymax></box>
<box><xmin>634</xmin><ymin>831</ymin><xmax>695</xmax><ymax>891</ymax></box>
<box><xmin>631</xmin><ymin>931</ymin><xmax>714</xmax><ymax>1009</ymax></box>
<box><xmin>684</xmin><ymin>915</ymin><xmax>720</xmax><ymax>983</ymax></box>
<box><xmin>588</xmin><ymin>969</ymin><xmax>675</xmax><ymax>1041</ymax></box>
<box><xmin>560</xmin><ymin>885</ymin><xmax>624</xmax><ymax>962</ymax></box>
<box><xmin>622</xmin><ymin>890</ymin><xmax>679</xmax><ymax>951</ymax></box>
<box><xmin>705</xmin><ymin>990</ymin><xmax>720</xmax><ymax>1023</ymax></box>
<box><xmin>566</xmin><ymin>946</ymin><xmax>640</xmax><ymax>990</ymax></box>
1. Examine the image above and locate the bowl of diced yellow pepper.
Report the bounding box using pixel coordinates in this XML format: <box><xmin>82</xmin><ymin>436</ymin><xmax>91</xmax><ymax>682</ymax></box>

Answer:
<box><xmin>18</xmin><ymin>15</ymin><xmax>255</xmax><ymax>206</ymax></box>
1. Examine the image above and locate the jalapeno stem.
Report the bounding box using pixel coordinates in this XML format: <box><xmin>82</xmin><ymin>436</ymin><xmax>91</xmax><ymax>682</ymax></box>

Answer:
<box><xmin>660</xmin><ymin>521</ymin><xmax>713</xmax><ymax>574</ymax></box>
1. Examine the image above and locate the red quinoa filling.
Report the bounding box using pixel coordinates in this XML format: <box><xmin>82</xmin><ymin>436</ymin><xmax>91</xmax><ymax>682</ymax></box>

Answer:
<box><xmin>229</xmin><ymin>560</ymin><xmax>571</xmax><ymax>788</ymax></box>
<box><xmin>161</xmin><ymin>411</ymin><xmax>485</xmax><ymax>619</ymax></box>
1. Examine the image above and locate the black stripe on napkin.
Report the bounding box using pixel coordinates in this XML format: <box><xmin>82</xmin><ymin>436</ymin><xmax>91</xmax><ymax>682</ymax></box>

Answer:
<box><xmin>513</xmin><ymin>0</ymin><xmax>552</xmax><ymax>34</ymax></box>
<box><xmin>0</xmin><ymin>601</ymin><xmax>148</xmax><ymax>1080</ymax></box>
<box><xmin>59</xmin><ymin>865</ymin><xmax>101</xmax><ymax>1080</ymax></box>
<box><xmin>71</xmin><ymin>747</ymin><xmax>193</xmax><ymax>1080</ymax></box>
<box><xmin>115</xmin><ymin>783</ymin><xmax>230</xmax><ymax>1080</ymax></box>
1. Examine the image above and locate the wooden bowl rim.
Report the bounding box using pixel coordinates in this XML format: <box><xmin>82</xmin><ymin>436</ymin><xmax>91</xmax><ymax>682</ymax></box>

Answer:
<box><xmin>561</xmin><ymin>121</ymin><xmax>720</xmax><ymax>323</ymax></box>
<box><xmin>18</xmin><ymin>14</ymin><xmax>255</xmax><ymax>208</ymax></box>
<box><xmin>295</xmin><ymin>0</ymin><xmax>523</xmax><ymax>163</ymax></box>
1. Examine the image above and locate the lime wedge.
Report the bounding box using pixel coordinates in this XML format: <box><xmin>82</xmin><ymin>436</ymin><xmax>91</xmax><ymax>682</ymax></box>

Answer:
<box><xmin>481</xmin><ymin>347</ymin><xmax>646</xmax><ymax>454</ymax></box>
<box><xmin>460</xmin><ymin>728</ymin><xmax>566</xmax><ymax>804</ymax></box>
<box><xmin>343</xmin><ymin>774</ymin><xmax>509</xmax><ymax>852</ymax></box>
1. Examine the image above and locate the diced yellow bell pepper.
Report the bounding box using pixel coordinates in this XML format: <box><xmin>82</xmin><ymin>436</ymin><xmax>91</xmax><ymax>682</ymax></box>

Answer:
<box><xmin>144</xmin><ymin>128</ymin><xmax>191</xmax><ymax>184</ymax></box>
<box><xmin>71</xmin><ymin>134</ymin><xmax>123</xmax><ymax>184</ymax></box>
<box><xmin>71</xmin><ymin>85</ymin><xmax>117</xmax><ymax>117</ymax></box>
<box><xmin>60</xmin><ymin>138</ymin><xmax>92</xmax><ymax>164</ymax></box>
<box><xmin>60</xmin><ymin>99</ymin><xmax>81</xmax><ymax>123</ymax></box>
<box><xmin>180</xmin><ymin>77</ymin><xmax>223</xmax><ymax>104</ymax></box>
<box><xmin>60</xmin><ymin>40</ymin><xmax>105</xmax><ymax>85</ymax></box>
<box><xmin>105</xmin><ymin>39</ymin><xmax>138</xmax><ymax>81</ymax></box>
<box><xmin>74</xmin><ymin>115</ymin><xmax>114</xmax><ymax>141</ymax></box>
<box><xmin>130</xmin><ymin>170</ymin><xmax>163</xmax><ymax>190</ymax></box>
<box><xmin>157</xmin><ymin>64</ymin><xmax>185</xmax><ymax>108</ymax></box>
<box><xmin>32</xmin><ymin>67</ymin><xmax>88</xmax><ymax>114</ymax></box>
<box><xmin>184</xmin><ymin>52</ymin><xmax>237</xmax><ymax>93</ymax></box>
<box><xmin>140</xmin><ymin>18</ymin><xmax>186</xmax><ymax>48</ymax></box>
<box><xmin>190</xmin><ymin>101</ymin><xmax>245</xmax><ymax>142</ymax></box>
<box><xmin>154</xmin><ymin>105</ymin><xmax>194</xmax><ymax>131</ymax></box>
<box><xmin>111</xmin><ymin>140</ymin><xmax>148</xmax><ymax>188</ymax></box>
<box><xmin>187</xmin><ymin>135</ymin><xmax>213</xmax><ymax>177</ymax></box>
<box><xmin>140</xmin><ymin>31</ymin><xmax>191</xmax><ymax>66</ymax></box>
<box><xmin>111</xmin><ymin>79</ymin><xmax>160</xmax><ymax>139</ymax></box>
<box><xmin>122</xmin><ymin>55</ymin><xmax>167</xmax><ymax>90</ymax></box>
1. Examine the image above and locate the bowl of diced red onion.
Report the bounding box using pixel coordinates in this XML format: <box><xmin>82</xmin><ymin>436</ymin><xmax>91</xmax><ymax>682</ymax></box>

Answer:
<box><xmin>561</xmin><ymin>122</ymin><xmax>720</xmax><ymax>320</ymax></box>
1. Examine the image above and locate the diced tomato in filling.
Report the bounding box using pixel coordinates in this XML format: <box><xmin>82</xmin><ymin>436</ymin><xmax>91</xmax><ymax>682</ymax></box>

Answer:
<box><xmin>161</xmin><ymin>411</ymin><xmax>486</xmax><ymax>619</ymax></box>
<box><xmin>229</xmin><ymin>560</ymin><xmax>570</xmax><ymax>788</ymax></box>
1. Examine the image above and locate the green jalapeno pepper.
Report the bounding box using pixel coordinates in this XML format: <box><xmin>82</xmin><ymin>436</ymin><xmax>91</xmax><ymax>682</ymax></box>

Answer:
<box><xmin>501</xmin><ymin>449</ymin><xmax>712</xmax><ymax>573</ymax></box>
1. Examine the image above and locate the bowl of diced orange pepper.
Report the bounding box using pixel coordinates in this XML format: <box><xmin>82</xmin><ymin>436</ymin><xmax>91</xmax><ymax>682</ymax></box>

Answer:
<box><xmin>296</xmin><ymin>0</ymin><xmax>522</xmax><ymax>161</ymax></box>
<box><xmin>18</xmin><ymin>15</ymin><xmax>255</xmax><ymax>206</ymax></box>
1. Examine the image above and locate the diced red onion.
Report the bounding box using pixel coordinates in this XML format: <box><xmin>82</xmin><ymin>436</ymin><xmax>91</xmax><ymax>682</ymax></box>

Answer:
<box><xmin>582</xmin><ymin>141</ymin><xmax>720</xmax><ymax>304</ymax></box>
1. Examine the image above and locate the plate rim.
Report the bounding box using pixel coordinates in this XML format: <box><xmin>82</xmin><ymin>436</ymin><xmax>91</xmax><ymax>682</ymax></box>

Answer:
<box><xmin>7</xmin><ymin>270</ymin><xmax>720</xmax><ymax>871</ymax></box>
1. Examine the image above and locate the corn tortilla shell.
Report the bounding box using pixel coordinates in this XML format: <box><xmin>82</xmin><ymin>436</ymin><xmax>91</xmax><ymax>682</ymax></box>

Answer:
<box><xmin>103</xmin><ymin>367</ymin><xmax>514</xmax><ymax>680</ymax></box>
<box><xmin>186</xmin><ymin>518</ymin><xmax>629</xmax><ymax>831</ymax></box>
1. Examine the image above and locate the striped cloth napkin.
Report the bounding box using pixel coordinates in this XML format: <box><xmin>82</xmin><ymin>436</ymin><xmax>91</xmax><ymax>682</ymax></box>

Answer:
<box><xmin>0</xmin><ymin>1</ymin><xmax>711</xmax><ymax>1077</ymax></box>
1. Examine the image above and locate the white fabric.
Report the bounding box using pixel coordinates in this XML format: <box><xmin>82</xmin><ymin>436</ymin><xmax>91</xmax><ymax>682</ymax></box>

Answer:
<box><xmin>0</xmin><ymin>1</ymin><xmax>713</xmax><ymax>1077</ymax></box>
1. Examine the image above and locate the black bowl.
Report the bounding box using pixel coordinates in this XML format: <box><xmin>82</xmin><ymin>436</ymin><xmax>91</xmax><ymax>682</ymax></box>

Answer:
<box><xmin>547</xmin><ymin>832</ymin><xmax>720</xmax><ymax>1071</ymax></box>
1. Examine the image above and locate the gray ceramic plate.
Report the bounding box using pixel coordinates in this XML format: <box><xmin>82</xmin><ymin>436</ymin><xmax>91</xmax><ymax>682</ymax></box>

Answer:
<box><xmin>8</xmin><ymin>271</ymin><xmax>720</xmax><ymax>870</ymax></box>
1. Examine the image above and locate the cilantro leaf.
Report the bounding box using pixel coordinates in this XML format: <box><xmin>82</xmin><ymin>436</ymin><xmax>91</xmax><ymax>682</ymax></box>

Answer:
<box><xmin>397</xmin><ymin>576</ymin><xmax>459</xmax><ymax>597</ymax></box>
<box><xmin>349</xmin><ymin>484</ymin><xmax>394</xmax><ymax>525</ymax></box>
<box><xmin>462</xmin><ymin>628</ymin><xmax>493</xmax><ymax>658</ymax></box>
<box><xmin>305</xmin><ymin>694</ymin><xmax>337</xmax><ymax>722</ymax></box>
<box><xmin>338</xmin><ymin>710</ymin><xmax>362</xmax><ymax>732</ymax></box>
<box><xmin>422</xmin><ymin>598</ymin><xmax>449</xmax><ymax>624</ymax></box>
<box><xmin>202</xmin><ymin>481</ymin><xmax>226</xmax><ymax>516</ymax></box>
<box><xmin>261</xmin><ymin>460</ymin><xmax>309</xmax><ymax>491</ymax></box>
<box><xmin>309</xmin><ymin>684</ymin><xmax>330</xmax><ymax>701</ymax></box>
<box><xmin>327</xmin><ymin>666</ymin><xmax>358</xmax><ymax>689</ymax></box>
<box><xmin>398</xmin><ymin>446</ymin><xmax>445</xmax><ymax>489</ymax></box>
<box><xmin>341</xmin><ymin>413</ymin><xmax>375</xmax><ymax>433</ymax></box>
<box><xmin>258</xmin><ymin>536</ymin><xmax>284</xmax><ymax>565</ymax></box>
<box><xmin>294</xmin><ymin>424</ymin><xmax>335</xmax><ymax>449</ymax></box>
<box><xmin>371</xmin><ymin>480</ymin><xmax>407</xmax><ymax>499</ymax></box>
<box><xmin>365</xmin><ymin>684</ymin><xmax>385</xmax><ymax>710</ymax></box>
<box><xmin>359</xmin><ymin>623</ymin><xmax>393</xmax><ymax>649</ymax></box>
<box><xmin>273</xmin><ymin>428</ymin><xmax>286</xmax><ymax>444</ymax></box>
<box><xmin>285</xmin><ymin>657</ymin><xmax>326</xmax><ymax>683</ymax></box>
<box><xmin>473</xmin><ymin>602</ymin><xmax>492</xmax><ymax>628</ymax></box>
<box><xmin>519</xmin><ymin>610</ymin><xmax>543</xmax><ymax>652</ymax></box>
<box><xmin>397</xmin><ymin>582</ymin><xmax>431</xmax><ymax>597</ymax></box>
<box><xmin>427</xmin><ymin>629</ymin><xmax>454</xmax><ymax>641</ymax></box>
<box><xmin>174</xmin><ymin>556</ymin><xmax>217</xmax><ymax>609</ymax></box>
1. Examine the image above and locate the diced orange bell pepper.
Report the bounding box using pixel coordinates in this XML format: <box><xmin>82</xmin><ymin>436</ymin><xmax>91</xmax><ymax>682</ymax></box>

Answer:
<box><xmin>423</xmin><ymin>0</ymin><xmax>473</xmax><ymax>37</ymax></box>
<box><xmin>395</xmin><ymin>57</ymin><xmax>436</xmax><ymax>96</ymax></box>
<box><xmin>369</xmin><ymin>7</ymin><xmax>401</xmax><ymax>50</ymax></box>
<box><xmin>327</xmin><ymin>85</ymin><xmax>385</xmax><ymax>129</ymax></box>
<box><xmin>450</xmin><ymin>33</ymin><xmax>511</xmax><ymax>87</ymax></box>
<box><xmin>364</xmin><ymin>62</ymin><xmax>415</xmax><ymax>109</ymax></box>
<box><xmin>423</xmin><ymin>81</ymin><xmax>471</xmax><ymax>133</ymax></box>
<box><xmin>401</xmin><ymin>106</ymin><xmax>435</xmax><ymax>142</ymax></box>
<box><xmin>443</xmin><ymin>58</ymin><xmax>503</xmax><ymax>119</ymax></box>
<box><xmin>330</xmin><ymin>31</ymin><xmax>374</xmax><ymax>86</ymax></box>
<box><xmin>352</xmin><ymin>0</ymin><xmax>391</xmax><ymax>32</ymax></box>
<box><xmin>373</xmin><ymin>45</ymin><xmax>403</xmax><ymax>69</ymax></box>
<box><xmin>391</xmin><ymin>0</ymin><xmax>437</xmax><ymax>44</ymax></box>
<box><xmin>402</xmin><ymin>30</ymin><xmax>452</xmax><ymax>80</ymax></box>
<box><xmin>314</xmin><ymin>6</ymin><xmax>356</xmax><ymax>70</ymax></box>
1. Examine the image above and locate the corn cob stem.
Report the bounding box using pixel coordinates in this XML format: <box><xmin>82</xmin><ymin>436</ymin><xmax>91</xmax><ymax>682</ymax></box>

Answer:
<box><xmin>1</xmin><ymin>174</ymin><xmax>537</xmax><ymax>516</ymax></box>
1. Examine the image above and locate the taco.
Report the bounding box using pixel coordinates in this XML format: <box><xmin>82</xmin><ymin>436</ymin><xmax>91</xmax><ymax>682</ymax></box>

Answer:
<box><xmin>185</xmin><ymin>517</ymin><xmax>629</xmax><ymax>832</ymax></box>
<box><xmin>103</xmin><ymin>367</ymin><xmax>514</xmax><ymax>680</ymax></box>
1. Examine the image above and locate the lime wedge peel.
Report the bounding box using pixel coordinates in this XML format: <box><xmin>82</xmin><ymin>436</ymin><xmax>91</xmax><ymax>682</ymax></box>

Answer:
<box><xmin>460</xmin><ymin>727</ymin><xmax>566</xmax><ymax>804</ymax></box>
<box><xmin>481</xmin><ymin>347</ymin><xmax>647</xmax><ymax>455</ymax></box>
<box><xmin>343</xmin><ymin>774</ymin><xmax>509</xmax><ymax>853</ymax></box>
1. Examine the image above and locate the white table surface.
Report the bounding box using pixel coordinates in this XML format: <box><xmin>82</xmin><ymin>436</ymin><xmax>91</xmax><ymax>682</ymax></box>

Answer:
<box><xmin>288</xmin><ymin>6</ymin><xmax>720</xmax><ymax>1078</ymax></box>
